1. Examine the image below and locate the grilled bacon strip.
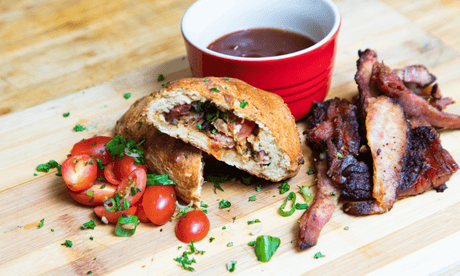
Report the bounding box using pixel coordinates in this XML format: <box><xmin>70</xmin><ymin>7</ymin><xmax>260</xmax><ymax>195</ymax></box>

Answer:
<box><xmin>298</xmin><ymin>160</ymin><xmax>340</xmax><ymax>249</ymax></box>
<box><xmin>373</xmin><ymin>64</ymin><xmax>460</xmax><ymax>129</ymax></box>
<box><xmin>344</xmin><ymin>96</ymin><xmax>409</xmax><ymax>215</ymax></box>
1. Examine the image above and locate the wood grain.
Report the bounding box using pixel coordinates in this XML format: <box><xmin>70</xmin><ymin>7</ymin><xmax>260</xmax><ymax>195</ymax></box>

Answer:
<box><xmin>2</xmin><ymin>0</ymin><xmax>460</xmax><ymax>275</ymax></box>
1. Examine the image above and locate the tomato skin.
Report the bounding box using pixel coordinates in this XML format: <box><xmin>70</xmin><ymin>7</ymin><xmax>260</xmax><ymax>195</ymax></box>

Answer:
<box><xmin>142</xmin><ymin>185</ymin><xmax>176</xmax><ymax>225</ymax></box>
<box><xmin>94</xmin><ymin>205</ymin><xmax>137</xmax><ymax>224</ymax></box>
<box><xmin>228</xmin><ymin>115</ymin><xmax>256</xmax><ymax>140</ymax></box>
<box><xmin>71</xmin><ymin>136</ymin><xmax>113</xmax><ymax>165</ymax></box>
<box><xmin>113</xmin><ymin>155</ymin><xmax>147</xmax><ymax>180</ymax></box>
<box><xmin>117</xmin><ymin>169</ymin><xmax>147</xmax><ymax>207</ymax></box>
<box><xmin>104</xmin><ymin>162</ymin><xmax>121</xmax><ymax>185</ymax></box>
<box><xmin>68</xmin><ymin>181</ymin><xmax>117</xmax><ymax>206</ymax></box>
<box><xmin>135</xmin><ymin>201</ymin><xmax>150</xmax><ymax>223</ymax></box>
<box><xmin>175</xmin><ymin>210</ymin><xmax>210</xmax><ymax>243</ymax></box>
<box><xmin>62</xmin><ymin>154</ymin><xmax>98</xmax><ymax>192</ymax></box>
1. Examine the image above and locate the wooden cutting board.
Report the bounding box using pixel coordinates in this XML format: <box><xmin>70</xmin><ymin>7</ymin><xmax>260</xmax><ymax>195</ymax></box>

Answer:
<box><xmin>2</xmin><ymin>0</ymin><xmax>460</xmax><ymax>275</ymax></box>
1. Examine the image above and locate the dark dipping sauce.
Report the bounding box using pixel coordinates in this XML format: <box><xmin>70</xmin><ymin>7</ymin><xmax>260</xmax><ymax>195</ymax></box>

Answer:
<box><xmin>207</xmin><ymin>27</ymin><xmax>316</xmax><ymax>58</ymax></box>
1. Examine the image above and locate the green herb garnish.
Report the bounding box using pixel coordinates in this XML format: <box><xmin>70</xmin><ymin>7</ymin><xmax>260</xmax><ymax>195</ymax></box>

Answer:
<box><xmin>314</xmin><ymin>252</ymin><xmax>325</xmax><ymax>259</ymax></box>
<box><xmin>36</xmin><ymin>160</ymin><xmax>62</xmax><ymax>176</ymax></box>
<box><xmin>209</xmin><ymin>237</ymin><xmax>215</xmax><ymax>243</ymax></box>
<box><xmin>146</xmin><ymin>173</ymin><xmax>176</xmax><ymax>186</ymax></box>
<box><xmin>158</xmin><ymin>74</ymin><xmax>165</xmax><ymax>81</ymax></box>
<box><xmin>219</xmin><ymin>199</ymin><xmax>231</xmax><ymax>209</ymax></box>
<box><xmin>210</xmin><ymin>87</ymin><xmax>220</xmax><ymax>92</ymax></box>
<box><xmin>106</xmin><ymin>136</ymin><xmax>145</xmax><ymax>165</ymax></box>
<box><xmin>227</xmin><ymin>242</ymin><xmax>233</xmax><ymax>247</ymax></box>
<box><xmin>247</xmin><ymin>219</ymin><xmax>261</xmax><ymax>225</ymax></box>
<box><xmin>80</xmin><ymin>220</ymin><xmax>96</xmax><ymax>230</ymax></box>
<box><xmin>74</xmin><ymin>124</ymin><xmax>87</xmax><ymax>132</ymax></box>
<box><xmin>63</xmin><ymin>112</ymin><xmax>70</xmax><ymax>117</ymax></box>
<box><xmin>123</xmin><ymin>93</ymin><xmax>131</xmax><ymax>99</ymax></box>
<box><xmin>38</xmin><ymin>218</ymin><xmax>45</xmax><ymax>229</ymax></box>
<box><xmin>240</xmin><ymin>100</ymin><xmax>248</xmax><ymax>108</ymax></box>
<box><xmin>279</xmin><ymin>182</ymin><xmax>290</xmax><ymax>194</ymax></box>
<box><xmin>227</xmin><ymin>261</ymin><xmax>237</xmax><ymax>272</ymax></box>
<box><xmin>307</xmin><ymin>167</ymin><xmax>314</xmax><ymax>175</ymax></box>
<box><xmin>206</xmin><ymin>175</ymin><xmax>228</xmax><ymax>193</ymax></box>
<box><xmin>61</xmin><ymin>240</ymin><xmax>73</xmax><ymax>248</ymax></box>
<box><xmin>248</xmin><ymin>196</ymin><xmax>256</xmax><ymax>201</ymax></box>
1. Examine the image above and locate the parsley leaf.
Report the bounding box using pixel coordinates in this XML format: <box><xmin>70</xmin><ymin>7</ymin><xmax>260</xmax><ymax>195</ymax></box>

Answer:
<box><xmin>106</xmin><ymin>136</ymin><xmax>146</xmax><ymax>165</ymax></box>
<box><xmin>146</xmin><ymin>173</ymin><xmax>176</xmax><ymax>186</ymax></box>
<box><xmin>123</xmin><ymin>93</ymin><xmax>131</xmax><ymax>99</ymax></box>
<box><xmin>279</xmin><ymin>182</ymin><xmax>290</xmax><ymax>194</ymax></box>
<box><xmin>80</xmin><ymin>220</ymin><xmax>96</xmax><ymax>230</ymax></box>
<box><xmin>206</xmin><ymin>175</ymin><xmax>228</xmax><ymax>193</ymax></box>
<box><xmin>256</xmin><ymin>185</ymin><xmax>262</xmax><ymax>192</ymax></box>
<box><xmin>63</xmin><ymin>112</ymin><xmax>70</xmax><ymax>117</ymax></box>
<box><xmin>36</xmin><ymin>160</ymin><xmax>62</xmax><ymax>176</ymax></box>
<box><xmin>227</xmin><ymin>261</ymin><xmax>237</xmax><ymax>272</ymax></box>
<box><xmin>157</xmin><ymin>74</ymin><xmax>165</xmax><ymax>81</ymax></box>
<box><xmin>307</xmin><ymin>167</ymin><xmax>314</xmax><ymax>175</ymax></box>
<box><xmin>248</xmin><ymin>196</ymin><xmax>256</xmax><ymax>201</ymax></box>
<box><xmin>74</xmin><ymin>124</ymin><xmax>87</xmax><ymax>132</ymax></box>
<box><xmin>240</xmin><ymin>100</ymin><xmax>248</xmax><ymax>108</ymax></box>
<box><xmin>314</xmin><ymin>252</ymin><xmax>325</xmax><ymax>259</ymax></box>
<box><xmin>38</xmin><ymin>218</ymin><xmax>45</xmax><ymax>229</ymax></box>
<box><xmin>61</xmin><ymin>240</ymin><xmax>73</xmax><ymax>248</ymax></box>
<box><xmin>219</xmin><ymin>199</ymin><xmax>231</xmax><ymax>209</ymax></box>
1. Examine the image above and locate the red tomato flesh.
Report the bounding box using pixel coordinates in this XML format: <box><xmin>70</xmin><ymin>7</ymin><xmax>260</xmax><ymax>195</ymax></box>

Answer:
<box><xmin>94</xmin><ymin>205</ymin><xmax>137</xmax><ymax>224</ymax></box>
<box><xmin>62</xmin><ymin>154</ymin><xmax>97</xmax><ymax>192</ymax></box>
<box><xmin>135</xmin><ymin>201</ymin><xmax>150</xmax><ymax>223</ymax></box>
<box><xmin>113</xmin><ymin>155</ymin><xmax>147</xmax><ymax>180</ymax></box>
<box><xmin>175</xmin><ymin>210</ymin><xmax>210</xmax><ymax>243</ymax></box>
<box><xmin>117</xmin><ymin>168</ymin><xmax>147</xmax><ymax>208</ymax></box>
<box><xmin>71</xmin><ymin>136</ymin><xmax>113</xmax><ymax>165</ymax></box>
<box><xmin>142</xmin><ymin>185</ymin><xmax>176</xmax><ymax>225</ymax></box>
<box><xmin>68</xmin><ymin>181</ymin><xmax>117</xmax><ymax>206</ymax></box>
<box><xmin>104</xmin><ymin>162</ymin><xmax>121</xmax><ymax>185</ymax></box>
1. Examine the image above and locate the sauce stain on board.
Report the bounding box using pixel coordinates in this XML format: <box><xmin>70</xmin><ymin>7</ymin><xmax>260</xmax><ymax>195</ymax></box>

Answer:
<box><xmin>24</xmin><ymin>222</ymin><xmax>39</xmax><ymax>230</ymax></box>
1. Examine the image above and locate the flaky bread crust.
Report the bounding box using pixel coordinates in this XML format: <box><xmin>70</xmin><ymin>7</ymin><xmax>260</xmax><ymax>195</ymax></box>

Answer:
<box><xmin>146</xmin><ymin>77</ymin><xmax>304</xmax><ymax>181</ymax></box>
<box><xmin>115</xmin><ymin>95</ymin><xmax>203</xmax><ymax>206</ymax></box>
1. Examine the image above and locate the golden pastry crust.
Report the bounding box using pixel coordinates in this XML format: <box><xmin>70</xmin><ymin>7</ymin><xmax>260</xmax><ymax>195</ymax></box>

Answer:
<box><xmin>115</xmin><ymin>95</ymin><xmax>203</xmax><ymax>206</ymax></box>
<box><xmin>146</xmin><ymin>77</ymin><xmax>304</xmax><ymax>181</ymax></box>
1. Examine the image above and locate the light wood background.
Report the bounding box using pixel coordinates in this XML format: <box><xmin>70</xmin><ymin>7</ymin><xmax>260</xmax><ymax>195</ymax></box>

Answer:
<box><xmin>2</xmin><ymin>0</ymin><xmax>460</xmax><ymax>275</ymax></box>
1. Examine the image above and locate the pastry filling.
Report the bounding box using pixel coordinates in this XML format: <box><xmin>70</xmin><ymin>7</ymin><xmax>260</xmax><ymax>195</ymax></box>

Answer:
<box><xmin>165</xmin><ymin>101</ymin><xmax>270</xmax><ymax>164</ymax></box>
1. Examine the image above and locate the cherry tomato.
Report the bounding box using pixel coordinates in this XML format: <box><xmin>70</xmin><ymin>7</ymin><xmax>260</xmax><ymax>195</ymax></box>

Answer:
<box><xmin>70</xmin><ymin>136</ymin><xmax>113</xmax><ymax>165</ymax></box>
<box><xmin>62</xmin><ymin>154</ymin><xmax>97</xmax><ymax>191</ymax></box>
<box><xmin>135</xmin><ymin>201</ymin><xmax>150</xmax><ymax>223</ymax></box>
<box><xmin>142</xmin><ymin>185</ymin><xmax>176</xmax><ymax>225</ymax></box>
<box><xmin>68</xmin><ymin>181</ymin><xmax>117</xmax><ymax>206</ymax></box>
<box><xmin>175</xmin><ymin>210</ymin><xmax>210</xmax><ymax>243</ymax></box>
<box><xmin>117</xmin><ymin>168</ymin><xmax>147</xmax><ymax>208</ymax></box>
<box><xmin>104</xmin><ymin>162</ymin><xmax>121</xmax><ymax>185</ymax></box>
<box><xmin>94</xmin><ymin>205</ymin><xmax>137</xmax><ymax>224</ymax></box>
<box><xmin>113</xmin><ymin>155</ymin><xmax>147</xmax><ymax>180</ymax></box>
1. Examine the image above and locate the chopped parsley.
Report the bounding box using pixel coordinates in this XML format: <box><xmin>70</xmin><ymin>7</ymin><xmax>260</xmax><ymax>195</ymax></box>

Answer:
<box><xmin>157</xmin><ymin>74</ymin><xmax>165</xmax><ymax>81</ymax></box>
<box><xmin>90</xmin><ymin>236</ymin><xmax>93</xmax><ymax>240</ymax></box>
<box><xmin>106</xmin><ymin>136</ymin><xmax>146</xmax><ymax>165</ymax></box>
<box><xmin>240</xmin><ymin>100</ymin><xmax>248</xmax><ymax>108</ymax></box>
<box><xmin>248</xmin><ymin>196</ymin><xmax>256</xmax><ymax>201</ymax></box>
<box><xmin>61</xmin><ymin>240</ymin><xmax>73</xmax><ymax>248</ymax></box>
<box><xmin>247</xmin><ymin>219</ymin><xmax>261</xmax><ymax>225</ymax></box>
<box><xmin>63</xmin><ymin>112</ymin><xmax>70</xmax><ymax>117</ymax></box>
<box><xmin>138</xmin><ymin>121</ymin><xmax>142</xmax><ymax>128</ymax></box>
<box><xmin>219</xmin><ymin>199</ymin><xmax>231</xmax><ymax>209</ymax></box>
<box><xmin>227</xmin><ymin>242</ymin><xmax>233</xmax><ymax>247</ymax></box>
<box><xmin>279</xmin><ymin>182</ymin><xmax>290</xmax><ymax>194</ymax></box>
<box><xmin>227</xmin><ymin>261</ymin><xmax>237</xmax><ymax>272</ymax></box>
<box><xmin>197</xmin><ymin>124</ymin><xmax>203</xmax><ymax>130</ymax></box>
<box><xmin>38</xmin><ymin>218</ymin><xmax>45</xmax><ymax>229</ymax></box>
<box><xmin>330</xmin><ymin>191</ymin><xmax>336</xmax><ymax>196</ymax></box>
<box><xmin>210</xmin><ymin>87</ymin><xmax>220</xmax><ymax>92</ymax></box>
<box><xmin>248</xmin><ymin>241</ymin><xmax>256</xmax><ymax>246</ymax></box>
<box><xmin>241</xmin><ymin>176</ymin><xmax>252</xmax><ymax>185</ymax></box>
<box><xmin>146</xmin><ymin>173</ymin><xmax>176</xmax><ymax>186</ymax></box>
<box><xmin>206</xmin><ymin>175</ymin><xmax>228</xmax><ymax>193</ymax></box>
<box><xmin>51</xmin><ymin>229</ymin><xmax>54</xmax><ymax>232</ymax></box>
<box><xmin>74</xmin><ymin>124</ymin><xmax>87</xmax><ymax>132</ymax></box>
<box><xmin>256</xmin><ymin>185</ymin><xmax>262</xmax><ymax>192</ymax></box>
<box><xmin>336</xmin><ymin>152</ymin><xmax>343</xmax><ymax>158</ymax></box>
<box><xmin>224</xmin><ymin>77</ymin><xmax>229</xmax><ymax>80</ymax></box>
<box><xmin>174</xmin><ymin>241</ymin><xmax>205</xmax><ymax>272</ymax></box>
<box><xmin>200</xmin><ymin>201</ymin><xmax>208</xmax><ymax>208</ymax></box>
<box><xmin>314</xmin><ymin>252</ymin><xmax>325</xmax><ymax>259</ymax></box>
<box><xmin>34</xmin><ymin>173</ymin><xmax>37</xmax><ymax>176</ymax></box>
<box><xmin>204</xmin><ymin>78</ymin><xmax>209</xmax><ymax>82</ymax></box>
<box><xmin>344</xmin><ymin>226</ymin><xmax>349</xmax><ymax>230</ymax></box>
<box><xmin>36</xmin><ymin>160</ymin><xmax>62</xmax><ymax>176</ymax></box>
<box><xmin>80</xmin><ymin>220</ymin><xmax>96</xmax><ymax>230</ymax></box>
<box><xmin>87</xmin><ymin>271</ymin><xmax>92</xmax><ymax>275</ymax></box>
<box><xmin>123</xmin><ymin>93</ymin><xmax>131</xmax><ymax>99</ymax></box>
<box><xmin>209</xmin><ymin>237</ymin><xmax>215</xmax><ymax>243</ymax></box>
<box><xmin>222</xmin><ymin>226</ymin><xmax>227</xmax><ymax>230</ymax></box>
<box><xmin>307</xmin><ymin>167</ymin><xmax>314</xmax><ymax>175</ymax></box>
<box><xmin>232</xmin><ymin>216</ymin><xmax>236</xmax><ymax>223</ymax></box>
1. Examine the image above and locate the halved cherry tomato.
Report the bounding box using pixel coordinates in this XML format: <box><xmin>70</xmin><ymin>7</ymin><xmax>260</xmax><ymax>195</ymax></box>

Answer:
<box><xmin>228</xmin><ymin>115</ymin><xmax>256</xmax><ymax>140</ymax></box>
<box><xmin>70</xmin><ymin>136</ymin><xmax>113</xmax><ymax>165</ymax></box>
<box><xmin>175</xmin><ymin>210</ymin><xmax>210</xmax><ymax>243</ymax></box>
<box><xmin>94</xmin><ymin>205</ymin><xmax>137</xmax><ymax>224</ymax></box>
<box><xmin>142</xmin><ymin>185</ymin><xmax>176</xmax><ymax>225</ymax></box>
<box><xmin>104</xmin><ymin>162</ymin><xmax>121</xmax><ymax>185</ymax></box>
<box><xmin>62</xmin><ymin>154</ymin><xmax>97</xmax><ymax>191</ymax></box>
<box><xmin>68</xmin><ymin>181</ymin><xmax>117</xmax><ymax>206</ymax></box>
<box><xmin>117</xmin><ymin>168</ymin><xmax>147</xmax><ymax>208</ymax></box>
<box><xmin>113</xmin><ymin>155</ymin><xmax>147</xmax><ymax>180</ymax></box>
<box><xmin>135</xmin><ymin>201</ymin><xmax>150</xmax><ymax>223</ymax></box>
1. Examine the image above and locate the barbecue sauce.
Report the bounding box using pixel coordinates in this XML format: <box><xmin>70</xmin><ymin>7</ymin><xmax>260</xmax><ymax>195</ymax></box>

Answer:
<box><xmin>207</xmin><ymin>27</ymin><xmax>316</xmax><ymax>58</ymax></box>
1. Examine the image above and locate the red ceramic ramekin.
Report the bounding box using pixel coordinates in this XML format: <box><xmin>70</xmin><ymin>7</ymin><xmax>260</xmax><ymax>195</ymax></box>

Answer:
<box><xmin>181</xmin><ymin>0</ymin><xmax>341</xmax><ymax>120</ymax></box>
